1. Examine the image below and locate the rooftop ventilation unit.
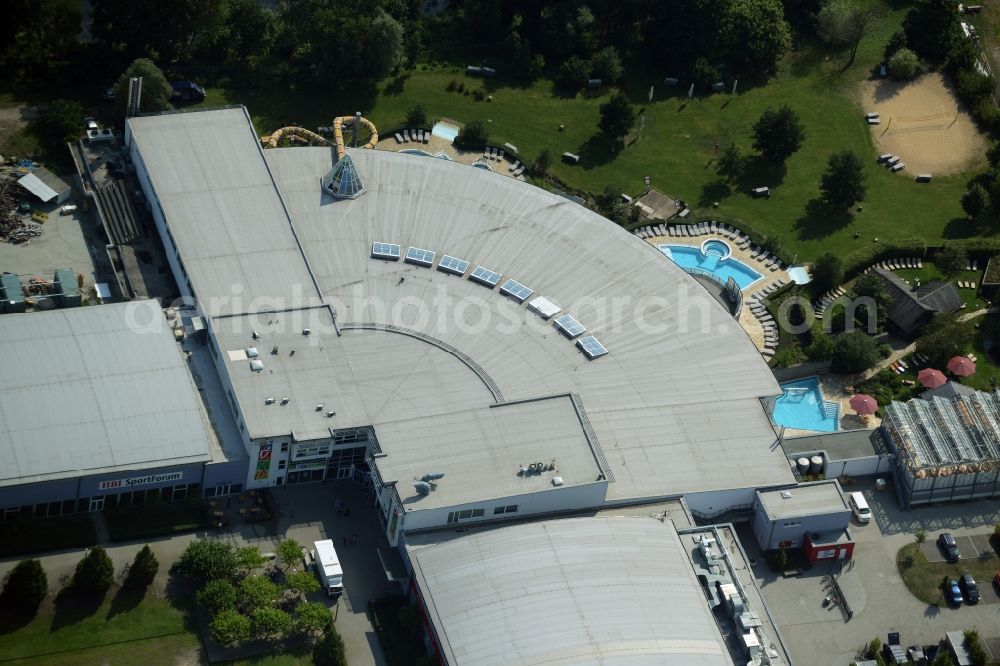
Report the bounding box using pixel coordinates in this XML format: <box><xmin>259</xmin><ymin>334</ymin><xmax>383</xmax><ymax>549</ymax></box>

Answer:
<box><xmin>265</xmin><ymin>397</ymin><xmax>275</xmax><ymax>405</ymax></box>
<box><xmin>437</xmin><ymin>255</ymin><xmax>470</xmax><ymax>276</ymax></box>
<box><xmin>780</xmin><ymin>490</ymin><xmax>792</xmax><ymax>499</ymax></box>
<box><xmin>500</xmin><ymin>279</ymin><xmax>534</xmax><ymax>303</ymax></box>
<box><xmin>316</xmin><ymin>404</ymin><xmax>325</xmax><ymax>411</ymax></box>
<box><xmin>321</xmin><ymin>153</ymin><xmax>366</xmax><ymax>199</ymax></box>
<box><xmin>326</xmin><ymin>411</ymin><xmax>336</xmax><ymax>418</ymax></box>
<box><xmin>552</xmin><ymin>476</ymin><xmax>564</xmax><ymax>486</ymax></box>
<box><xmin>280</xmin><ymin>397</ymin><xmax>289</xmax><ymax>405</ymax></box>
<box><xmin>421</xmin><ymin>472</ymin><xmax>446</xmax><ymax>482</ymax></box>
<box><xmin>250</xmin><ymin>359</ymin><xmax>264</xmax><ymax>372</ymax></box>
<box><xmin>413</xmin><ymin>481</ymin><xmax>432</xmax><ymax>496</ymax></box>
<box><xmin>245</xmin><ymin>347</ymin><xmax>259</xmax><ymax>358</ymax></box>
<box><xmin>528</xmin><ymin>296</ymin><xmax>561</xmax><ymax>319</ymax></box>
<box><xmin>405</xmin><ymin>247</ymin><xmax>435</xmax><ymax>267</ymax></box>
<box><xmin>302</xmin><ymin>328</ymin><xmax>311</xmax><ymax>336</ymax></box>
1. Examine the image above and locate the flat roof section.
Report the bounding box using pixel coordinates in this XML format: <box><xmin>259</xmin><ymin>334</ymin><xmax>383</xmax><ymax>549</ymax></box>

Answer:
<box><xmin>782</xmin><ymin>429</ymin><xmax>881</xmax><ymax>461</ymax></box>
<box><xmin>757</xmin><ymin>481</ymin><xmax>848</xmax><ymax>521</ymax></box>
<box><xmin>0</xmin><ymin>301</ymin><xmax>213</xmax><ymax>486</ymax></box>
<box><xmin>373</xmin><ymin>395</ymin><xmax>606</xmax><ymax>511</ymax></box>
<box><xmin>409</xmin><ymin>517</ymin><xmax>732</xmax><ymax>666</ymax></box>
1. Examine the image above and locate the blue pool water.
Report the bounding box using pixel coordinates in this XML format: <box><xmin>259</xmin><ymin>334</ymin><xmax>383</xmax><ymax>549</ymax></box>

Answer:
<box><xmin>432</xmin><ymin>122</ymin><xmax>460</xmax><ymax>142</ymax></box>
<box><xmin>401</xmin><ymin>148</ymin><xmax>452</xmax><ymax>161</ymax></box>
<box><xmin>773</xmin><ymin>377</ymin><xmax>840</xmax><ymax>432</ymax></box>
<box><xmin>703</xmin><ymin>240</ymin><xmax>730</xmax><ymax>258</ymax></box>
<box><xmin>659</xmin><ymin>245</ymin><xmax>763</xmax><ymax>290</ymax></box>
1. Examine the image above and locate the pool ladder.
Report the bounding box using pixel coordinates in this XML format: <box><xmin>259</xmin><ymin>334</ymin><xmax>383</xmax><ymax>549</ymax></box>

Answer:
<box><xmin>822</xmin><ymin>400</ymin><xmax>840</xmax><ymax>419</ymax></box>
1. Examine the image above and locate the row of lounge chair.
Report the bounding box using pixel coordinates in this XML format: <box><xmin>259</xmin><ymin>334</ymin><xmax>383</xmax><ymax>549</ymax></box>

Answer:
<box><xmin>632</xmin><ymin>222</ymin><xmax>785</xmax><ymax>272</ymax></box>
<box><xmin>394</xmin><ymin>129</ymin><xmax>430</xmax><ymax>144</ymax></box>
<box><xmin>813</xmin><ymin>286</ymin><xmax>849</xmax><ymax>319</ymax></box>
<box><xmin>746</xmin><ymin>279</ymin><xmax>789</xmax><ymax>359</ymax></box>
<box><xmin>958</xmin><ymin>280</ymin><xmax>978</xmax><ymax>289</ymax></box>
<box><xmin>889</xmin><ymin>358</ymin><xmax>909</xmax><ymax>374</ymax></box>
<box><xmin>967</xmin><ymin>260</ymin><xmax>981</xmax><ymax>271</ymax></box>
<box><xmin>813</xmin><ymin>257</ymin><xmax>926</xmax><ymax>318</ymax></box>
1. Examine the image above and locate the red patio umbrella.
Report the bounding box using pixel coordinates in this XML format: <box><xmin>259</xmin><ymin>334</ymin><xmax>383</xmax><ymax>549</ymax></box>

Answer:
<box><xmin>849</xmin><ymin>394</ymin><xmax>878</xmax><ymax>416</ymax></box>
<box><xmin>947</xmin><ymin>356</ymin><xmax>976</xmax><ymax>377</ymax></box>
<box><xmin>917</xmin><ymin>368</ymin><xmax>947</xmax><ymax>389</ymax></box>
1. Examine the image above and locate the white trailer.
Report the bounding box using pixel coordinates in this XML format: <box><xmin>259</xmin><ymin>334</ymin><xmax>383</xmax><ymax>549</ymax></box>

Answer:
<box><xmin>312</xmin><ymin>539</ymin><xmax>344</xmax><ymax>597</ymax></box>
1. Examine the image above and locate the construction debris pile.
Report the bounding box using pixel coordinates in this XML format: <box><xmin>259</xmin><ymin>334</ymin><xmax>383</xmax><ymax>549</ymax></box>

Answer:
<box><xmin>1</xmin><ymin>164</ymin><xmax>41</xmax><ymax>244</ymax></box>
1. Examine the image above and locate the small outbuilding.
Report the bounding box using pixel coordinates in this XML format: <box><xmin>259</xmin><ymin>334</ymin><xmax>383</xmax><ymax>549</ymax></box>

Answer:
<box><xmin>873</xmin><ymin>267</ymin><xmax>962</xmax><ymax>338</ymax></box>
<box><xmin>17</xmin><ymin>167</ymin><xmax>72</xmax><ymax>205</ymax></box>
<box><xmin>752</xmin><ymin>481</ymin><xmax>853</xmax><ymax>559</ymax></box>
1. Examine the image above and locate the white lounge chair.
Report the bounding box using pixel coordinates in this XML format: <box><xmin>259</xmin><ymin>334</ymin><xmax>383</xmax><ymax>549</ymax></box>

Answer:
<box><xmin>403</xmin><ymin>129</ymin><xmax>411</xmax><ymax>142</ymax></box>
<box><xmin>394</xmin><ymin>133</ymin><xmax>403</xmax><ymax>143</ymax></box>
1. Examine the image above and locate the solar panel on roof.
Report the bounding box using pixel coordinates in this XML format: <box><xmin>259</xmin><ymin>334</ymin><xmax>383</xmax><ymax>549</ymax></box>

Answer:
<box><xmin>500</xmin><ymin>279</ymin><xmax>533</xmax><ymax>303</ymax></box>
<box><xmin>554</xmin><ymin>314</ymin><xmax>586</xmax><ymax>338</ymax></box>
<box><xmin>469</xmin><ymin>265</ymin><xmax>502</xmax><ymax>287</ymax></box>
<box><xmin>437</xmin><ymin>255</ymin><xmax>469</xmax><ymax>276</ymax></box>
<box><xmin>405</xmin><ymin>246</ymin><xmax>436</xmax><ymax>266</ymax></box>
<box><xmin>576</xmin><ymin>335</ymin><xmax>608</xmax><ymax>359</ymax></box>
<box><xmin>371</xmin><ymin>242</ymin><xmax>401</xmax><ymax>260</ymax></box>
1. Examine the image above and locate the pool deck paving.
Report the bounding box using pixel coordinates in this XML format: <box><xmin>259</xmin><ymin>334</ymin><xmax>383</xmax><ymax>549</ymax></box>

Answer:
<box><xmin>375</xmin><ymin>132</ymin><xmax>526</xmax><ymax>180</ymax></box>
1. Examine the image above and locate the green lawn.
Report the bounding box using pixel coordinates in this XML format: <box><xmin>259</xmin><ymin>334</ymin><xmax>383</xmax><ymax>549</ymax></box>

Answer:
<box><xmin>0</xmin><ymin>588</ymin><xmax>189</xmax><ymax>662</ymax></box>
<box><xmin>181</xmin><ymin>4</ymin><xmax>982</xmax><ymax>262</ymax></box>
<box><xmin>5</xmin><ymin>632</ymin><xmax>200</xmax><ymax>666</ymax></box>
<box><xmin>892</xmin><ymin>265</ymin><xmax>988</xmax><ymax>311</ymax></box>
<box><xmin>897</xmin><ymin>541</ymin><xmax>1000</xmax><ymax>607</ymax></box>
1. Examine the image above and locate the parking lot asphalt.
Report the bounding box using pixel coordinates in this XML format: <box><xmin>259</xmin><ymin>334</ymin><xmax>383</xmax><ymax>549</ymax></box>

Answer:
<box><xmin>748</xmin><ymin>478</ymin><xmax>1000</xmax><ymax>666</ymax></box>
<box><xmin>921</xmin><ymin>535</ymin><xmax>994</xmax><ymax>563</ymax></box>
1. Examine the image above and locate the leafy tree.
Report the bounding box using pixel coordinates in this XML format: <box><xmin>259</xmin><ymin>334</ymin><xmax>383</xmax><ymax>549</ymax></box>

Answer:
<box><xmin>405</xmin><ymin>104</ymin><xmax>427</xmax><ymax>128</ymax></box>
<box><xmin>251</xmin><ymin>606</ymin><xmax>293</xmax><ymax>639</ymax></box>
<box><xmin>224</xmin><ymin>0</ymin><xmax>277</xmax><ymax>70</ymax></box>
<box><xmin>40</xmin><ymin>99</ymin><xmax>86</xmax><ymax>143</ymax></box>
<box><xmin>752</xmin><ymin>105</ymin><xmax>805</xmax><ymax>163</ymax></box>
<box><xmin>179</xmin><ymin>539</ymin><xmax>237</xmax><ymax>582</ymax></box>
<box><xmin>533</xmin><ymin>149</ymin><xmax>553</xmax><ymax>176</ymax></box>
<box><xmin>806</xmin><ymin>329</ymin><xmax>834</xmax><ymax>361</ymax></box>
<box><xmin>287</xmin><ymin>570</ymin><xmax>320</xmax><ymax>599</ymax></box>
<box><xmin>831</xmin><ymin>332</ymin><xmax>881</xmax><ymax>373</ymax></box>
<box><xmin>817</xmin><ymin>0</ymin><xmax>876</xmax><ymax>65</ymax></box>
<box><xmin>236</xmin><ymin>547</ymin><xmax>266</xmax><ymax>577</ymax></box>
<box><xmin>125</xmin><ymin>545</ymin><xmax>159</xmax><ymax>589</ymax></box>
<box><xmin>240</xmin><ymin>575</ymin><xmax>281</xmax><ymax>611</ymax></box>
<box><xmin>936</xmin><ymin>245</ymin><xmax>968</xmax><ymax>277</ymax></box>
<box><xmin>887</xmin><ymin>48</ymin><xmax>923</xmax><ymax>81</ymax></box>
<box><xmin>716</xmin><ymin>144</ymin><xmax>747</xmax><ymax>184</ymax></box>
<box><xmin>851</xmin><ymin>272</ymin><xmax>891</xmax><ymax>328</ymax></box>
<box><xmin>198</xmin><ymin>579</ymin><xmax>238</xmax><ymax>615</ymax></box>
<box><xmin>915</xmin><ymin>528</ymin><xmax>926</xmax><ymax>544</ymax></box>
<box><xmin>454</xmin><ymin>120</ymin><xmax>490</xmax><ymax>151</ymax></box>
<box><xmin>557</xmin><ymin>55</ymin><xmax>591</xmax><ymax>89</ymax></box>
<box><xmin>810</xmin><ymin>253</ymin><xmax>844</xmax><ymax>296</ymax></box>
<box><xmin>368</xmin><ymin>11</ymin><xmax>404</xmax><ymax>76</ymax></box>
<box><xmin>0</xmin><ymin>0</ymin><xmax>81</xmax><ymax>76</ymax></box>
<box><xmin>211</xmin><ymin>609</ymin><xmax>251</xmax><ymax>646</ymax></box>
<box><xmin>313</xmin><ymin>628</ymin><xmax>348</xmax><ymax>666</ymax></box>
<box><xmin>821</xmin><ymin>150</ymin><xmax>867</xmax><ymax>209</ymax></box>
<box><xmin>113</xmin><ymin>59</ymin><xmax>173</xmax><ymax>116</ymax></box>
<box><xmin>917</xmin><ymin>313</ymin><xmax>973</xmax><ymax>368</ymax></box>
<box><xmin>987</xmin><ymin>142</ymin><xmax>1000</xmax><ymax>170</ymax></box>
<box><xmin>962</xmin><ymin>183</ymin><xmax>991</xmax><ymax>219</ymax></box>
<box><xmin>93</xmin><ymin>0</ymin><xmax>229</xmax><ymax>62</ymax></box>
<box><xmin>0</xmin><ymin>559</ymin><xmax>47</xmax><ymax>611</ymax></box>
<box><xmin>883</xmin><ymin>31</ymin><xmax>908</xmax><ymax>61</ymax></box>
<box><xmin>590</xmin><ymin>46</ymin><xmax>624</xmax><ymax>83</ymax></box>
<box><xmin>598</xmin><ymin>93</ymin><xmax>635</xmax><ymax>141</ymax></box>
<box><xmin>690</xmin><ymin>57</ymin><xmax>722</xmax><ymax>88</ymax></box>
<box><xmin>903</xmin><ymin>0</ymin><xmax>961</xmax><ymax>64</ymax></box>
<box><xmin>772</xmin><ymin>544</ymin><xmax>788</xmax><ymax>571</ymax></box>
<box><xmin>503</xmin><ymin>30</ymin><xmax>538</xmax><ymax>81</ymax></box>
<box><xmin>715</xmin><ymin>0</ymin><xmax>792</xmax><ymax>75</ymax></box>
<box><xmin>295</xmin><ymin>601</ymin><xmax>331</xmax><ymax>635</ymax></box>
<box><xmin>965</xmin><ymin>629</ymin><xmax>988</xmax><ymax>666</ymax></box>
<box><xmin>73</xmin><ymin>547</ymin><xmax>115</xmax><ymax>596</ymax></box>
<box><xmin>277</xmin><ymin>538</ymin><xmax>303</xmax><ymax>571</ymax></box>
<box><xmin>932</xmin><ymin>650</ymin><xmax>955</xmax><ymax>666</ymax></box>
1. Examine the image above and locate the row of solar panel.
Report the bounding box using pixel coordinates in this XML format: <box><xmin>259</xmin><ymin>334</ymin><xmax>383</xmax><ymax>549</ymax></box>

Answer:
<box><xmin>370</xmin><ymin>242</ymin><xmax>607</xmax><ymax>358</ymax></box>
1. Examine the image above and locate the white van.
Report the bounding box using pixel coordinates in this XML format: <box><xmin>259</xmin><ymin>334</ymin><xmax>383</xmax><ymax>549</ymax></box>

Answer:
<box><xmin>849</xmin><ymin>492</ymin><xmax>871</xmax><ymax>524</ymax></box>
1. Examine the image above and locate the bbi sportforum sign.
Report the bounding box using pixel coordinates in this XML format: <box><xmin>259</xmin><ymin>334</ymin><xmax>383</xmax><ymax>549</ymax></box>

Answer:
<box><xmin>98</xmin><ymin>471</ymin><xmax>183</xmax><ymax>490</ymax></box>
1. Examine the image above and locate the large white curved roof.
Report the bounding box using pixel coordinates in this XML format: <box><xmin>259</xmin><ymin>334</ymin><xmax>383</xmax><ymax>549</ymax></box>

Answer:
<box><xmin>128</xmin><ymin>107</ymin><xmax>793</xmax><ymax>503</ymax></box>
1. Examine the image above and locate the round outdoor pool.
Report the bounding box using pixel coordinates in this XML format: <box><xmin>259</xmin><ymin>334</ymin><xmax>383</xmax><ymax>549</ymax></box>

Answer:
<box><xmin>701</xmin><ymin>239</ymin><xmax>732</xmax><ymax>259</ymax></box>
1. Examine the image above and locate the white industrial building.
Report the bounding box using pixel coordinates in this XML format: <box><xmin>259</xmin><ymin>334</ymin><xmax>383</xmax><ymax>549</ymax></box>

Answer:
<box><xmin>407</xmin><ymin>516</ymin><xmax>737</xmax><ymax>665</ymax></box>
<box><xmin>0</xmin><ymin>300</ymin><xmax>246</xmax><ymax>516</ymax></box>
<box><xmin>123</xmin><ymin>106</ymin><xmax>797</xmax><ymax>547</ymax></box>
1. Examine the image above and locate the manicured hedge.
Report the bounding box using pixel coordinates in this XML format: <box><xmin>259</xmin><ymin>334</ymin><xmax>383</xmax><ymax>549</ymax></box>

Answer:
<box><xmin>842</xmin><ymin>238</ymin><xmax>928</xmax><ymax>278</ymax></box>
<box><xmin>0</xmin><ymin>515</ymin><xmax>97</xmax><ymax>557</ymax></box>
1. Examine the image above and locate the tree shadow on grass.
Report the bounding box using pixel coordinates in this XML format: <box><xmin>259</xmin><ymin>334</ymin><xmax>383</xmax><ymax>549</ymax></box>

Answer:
<box><xmin>699</xmin><ymin>178</ymin><xmax>732</xmax><ymax>207</ymax></box>
<box><xmin>51</xmin><ymin>587</ymin><xmax>104</xmax><ymax>631</ymax></box>
<box><xmin>106</xmin><ymin>584</ymin><xmax>145</xmax><ymax>620</ymax></box>
<box><xmin>0</xmin><ymin>606</ymin><xmax>40</xmax><ymax>635</ymax></box>
<box><xmin>576</xmin><ymin>133</ymin><xmax>623</xmax><ymax>169</ymax></box>
<box><xmin>793</xmin><ymin>198</ymin><xmax>854</xmax><ymax>240</ymax></box>
<box><xmin>381</xmin><ymin>72</ymin><xmax>410</xmax><ymax>97</ymax></box>
<box><xmin>737</xmin><ymin>155</ymin><xmax>788</xmax><ymax>192</ymax></box>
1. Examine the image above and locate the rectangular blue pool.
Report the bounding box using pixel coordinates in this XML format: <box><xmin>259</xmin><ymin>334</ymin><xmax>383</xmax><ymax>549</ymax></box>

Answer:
<box><xmin>772</xmin><ymin>377</ymin><xmax>840</xmax><ymax>432</ymax></box>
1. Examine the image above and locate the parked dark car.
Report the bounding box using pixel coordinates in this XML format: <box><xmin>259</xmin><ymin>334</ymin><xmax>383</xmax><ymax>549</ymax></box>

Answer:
<box><xmin>938</xmin><ymin>533</ymin><xmax>961</xmax><ymax>562</ymax></box>
<box><xmin>960</xmin><ymin>573</ymin><xmax>980</xmax><ymax>604</ymax></box>
<box><xmin>947</xmin><ymin>579</ymin><xmax>963</xmax><ymax>607</ymax></box>
<box><xmin>170</xmin><ymin>80</ymin><xmax>206</xmax><ymax>102</ymax></box>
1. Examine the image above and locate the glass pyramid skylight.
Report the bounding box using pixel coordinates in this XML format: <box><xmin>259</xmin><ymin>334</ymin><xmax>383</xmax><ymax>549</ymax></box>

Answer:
<box><xmin>321</xmin><ymin>153</ymin><xmax>366</xmax><ymax>199</ymax></box>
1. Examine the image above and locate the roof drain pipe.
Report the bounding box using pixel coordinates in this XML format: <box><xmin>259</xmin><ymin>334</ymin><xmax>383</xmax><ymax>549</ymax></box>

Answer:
<box><xmin>331</xmin><ymin>309</ymin><xmax>341</xmax><ymax>337</ymax></box>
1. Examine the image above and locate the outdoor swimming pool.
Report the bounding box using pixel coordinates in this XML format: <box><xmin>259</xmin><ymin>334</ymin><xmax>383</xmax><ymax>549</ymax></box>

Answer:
<box><xmin>400</xmin><ymin>149</ymin><xmax>452</xmax><ymax>161</ymax></box>
<box><xmin>432</xmin><ymin>122</ymin><xmax>460</xmax><ymax>143</ymax></box>
<box><xmin>772</xmin><ymin>377</ymin><xmax>840</xmax><ymax>432</ymax></box>
<box><xmin>659</xmin><ymin>244</ymin><xmax>763</xmax><ymax>290</ymax></box>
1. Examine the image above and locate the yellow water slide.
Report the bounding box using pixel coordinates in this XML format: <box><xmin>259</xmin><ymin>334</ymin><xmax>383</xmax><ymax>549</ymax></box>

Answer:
<box><xmin>261</xmin><ymin>116</ymin><xmax>378</xmax><ymax>158</ymax></box>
